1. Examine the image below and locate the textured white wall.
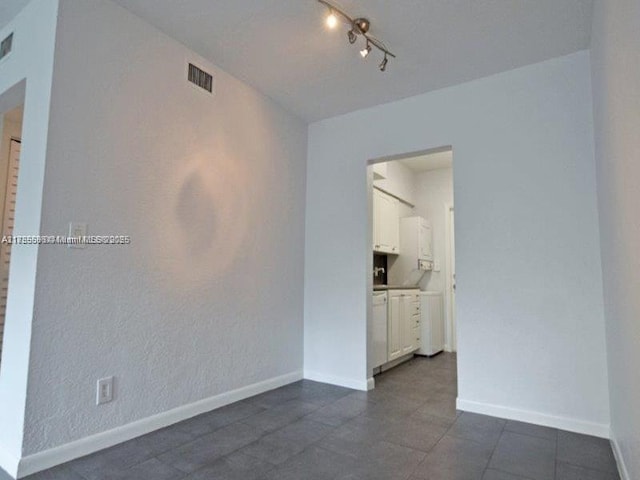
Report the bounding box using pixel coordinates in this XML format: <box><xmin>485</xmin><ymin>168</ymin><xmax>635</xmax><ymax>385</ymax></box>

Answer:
<box><xmin>0</xmin><ymin>1</ymin><xmax>59</xmax><ymax>476</ymax></box>
<box><xmin>22</xmin><ymin>0</ymin><xmax>307</xmax><ymax>456</ymax></box>
<box><xmin>591</xmin><ymin>0</ymin><xmax>640</xmax><ymax>476</ymax></box>
<box><xmin>305</xmin><ymin>51</ymin><xmax>611</xmax><ymax>434</ymax></box>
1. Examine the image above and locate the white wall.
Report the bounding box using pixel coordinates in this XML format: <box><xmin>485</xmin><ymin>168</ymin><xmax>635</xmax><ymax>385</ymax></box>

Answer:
<box><xmin>373</xmin><ymin>160</ymin><xmax>416</xmax><ymax>206</ymax></box>
<box><xmin>590</xmin><ymin>0</ymin><xmax>640</xmax><ymax>477</ymax></box>
<box><xmin>19</xmin><ymin>0</ymin><xmax>307</xmax><ymax>467</ymax></box>
<box><xmin>305</xmin><ymin>51</ymin><xmax>611</xmax><ymax>436</ymax></box>
<box><xmin>414</xmin><ymin>167</ymin><xmax>454</xmax><ymax>294</ymax></box>
<box><xmin>0</xmin><ymin>1</ymin><xmax>59</xmax><ymax>477</ymax></box>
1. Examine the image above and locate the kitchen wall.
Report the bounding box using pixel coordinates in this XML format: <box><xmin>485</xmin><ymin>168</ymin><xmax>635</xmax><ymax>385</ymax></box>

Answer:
<box><xmin>373</xmin><ymin>160</ymin><xmax>416</xmax><ymax>206</ymax></box>
<box><xmin>0</xmin><ymin>1</ymin><xmax>59</xmax><ymax>476</ymax></box>
<box><xmin>19</xmin><ymin>0</ymin><xmax>307</xmax><ymax>470</ymax></box>
<box><xmin>590</xmin><ymin>0</ymin><xmax>640</xmax><ymax>476</ymax></box>
<box><xmin>305</xmin><ymin>50</ymin><xmax>610</xmax><ymax>436</ymax></box>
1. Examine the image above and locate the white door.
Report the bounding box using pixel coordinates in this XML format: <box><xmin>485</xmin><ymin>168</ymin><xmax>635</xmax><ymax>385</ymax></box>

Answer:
<box><xmin>388</xmin><ymin>294</ymin><xmax>402</xmax><ymax>360</ymax></box>
<box><xmin>0</xmin><ymin>139</ymin><xmax>20</xmax><ymax>361</ymax></box>
<box><xmin>372</xmin><ymin>293</ymin><xmax>388</xmax><ymax>368</ymax></box>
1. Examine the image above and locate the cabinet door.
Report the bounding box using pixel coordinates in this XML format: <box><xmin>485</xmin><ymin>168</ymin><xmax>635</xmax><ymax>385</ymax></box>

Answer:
<box><xmin>379</xmin><ymin>193</ymin><xmax>399</xmax><ymax>254</ymax></box>
<box><xmin>372</xmin><ymin>189</ymin><xmax>382</xmax><ymax>251</ymax></box>
<box><xmin>388</xmin><ymin>294</ymin><xmax>402</xmax><ymax>360</ymax></box>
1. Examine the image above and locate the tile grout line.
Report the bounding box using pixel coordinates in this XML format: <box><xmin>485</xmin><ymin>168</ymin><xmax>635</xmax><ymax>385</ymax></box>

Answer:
<box><xmin>481</xmin><ymin>413</ymin><xmax>508</xmax><ymax>478</ymax></box>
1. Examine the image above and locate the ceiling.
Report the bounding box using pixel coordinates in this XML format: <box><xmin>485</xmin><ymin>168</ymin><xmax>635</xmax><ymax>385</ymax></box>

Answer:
<box><xmin>0</xmin><ymin>1</ymin><xmax>29</xmax><ymax>31</ymax></box>
<box><xmin>3</xmin><ymin>1</ymin><xmax>594</xmax><ymax>122</ymax></box>
<box><xmin>399</xmin><ymin>150</ymin><xmax>452</xmax><ymax>173</ymax></box>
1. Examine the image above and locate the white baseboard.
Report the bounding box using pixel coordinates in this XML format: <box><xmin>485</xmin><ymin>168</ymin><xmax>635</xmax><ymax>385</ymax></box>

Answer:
<box><xmin>610</xmin><ymin>431</ymin><xmax>631</xmax><ymax>480</ymax></box>
<box><xmin>303</xmin><ymin>370</ymin><xmax>368</xmax><ymax>391</ymax></box>
<box><xmin>17</xmin><ymin>370</ymin><xmax>303</xmax><ymax>479</ymax></box>
<box><xmin>456</xmin><ymin>398</ymin><xmax>610</xmax><ymax>439</ymax></box>
<box><xmin>366</xmin><ymin>377</ymin><xmax>375</xmax><ymax>391</ymax></box>
<box><xmin>0</xmin><ymin>445</ymin><xmax>20</xmax><ymax>479</ymax></box>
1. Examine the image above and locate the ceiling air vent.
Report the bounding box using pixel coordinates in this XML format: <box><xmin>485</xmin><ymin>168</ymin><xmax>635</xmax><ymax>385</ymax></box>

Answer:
<box><xmin>0</xmin><ymin>33</ymin><xmax>13</xmax><ymax>61</ymax></box>
<box><xmin>188</xmin><ymin>63</ymin><xmax>213</xmax><ymax>94</ymax></box>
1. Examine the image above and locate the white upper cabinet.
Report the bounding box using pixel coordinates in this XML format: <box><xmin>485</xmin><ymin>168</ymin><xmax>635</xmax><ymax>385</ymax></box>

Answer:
<box><xmin>373</xmin><ymin>188</ymin><xmax>400</xmax><ymax>255</ymax></box>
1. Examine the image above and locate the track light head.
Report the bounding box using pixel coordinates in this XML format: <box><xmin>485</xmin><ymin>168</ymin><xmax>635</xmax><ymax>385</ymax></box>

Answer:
<box><xmin>326</xmin><ymin>10</ymin><xmax>338</xmax><ymax>29</ymax></box>
<box><xmin>379</xmin><ymin>54</ymin><xmax>388</xmax><ymax>72</ymax></box>
<box><xmin>347</xmin><ymin>29</ymin><xmax>357</xmax><ymax>44</ymax></box>
<box><xmin>360</xmin><ymin>40</ymin><xmax>372</xmax><ymax>58</ymax></box>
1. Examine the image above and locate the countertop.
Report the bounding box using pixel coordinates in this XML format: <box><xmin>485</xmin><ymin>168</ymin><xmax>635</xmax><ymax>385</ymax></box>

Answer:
<box><xmin>373</xmin><ymin>285</ymin><xmax>420</xmax><ymax>291</ymax></box>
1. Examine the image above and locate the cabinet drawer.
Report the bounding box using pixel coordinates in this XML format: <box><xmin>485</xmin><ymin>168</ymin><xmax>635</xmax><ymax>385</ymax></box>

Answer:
<box><xmin>412</xmin><ymin>313</ymin><xmax>421</xmax><ymax>327</ymax></box>
<box><xmin>410</xmin><ymin>302</ymin><xmax>420</xmax><ymax>315</ymax></box>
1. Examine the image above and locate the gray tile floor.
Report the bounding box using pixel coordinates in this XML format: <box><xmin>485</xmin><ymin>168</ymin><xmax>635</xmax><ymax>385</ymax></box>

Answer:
<box><xmin>21</xmin><ymin>354</ymin><xmax>620</xmax><ymax>480</ymax></box>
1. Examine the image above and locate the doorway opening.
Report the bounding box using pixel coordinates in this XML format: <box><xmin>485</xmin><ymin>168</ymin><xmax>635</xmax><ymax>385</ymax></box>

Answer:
<box><xmin>0</xmin><ymin>104</ymin><xmax>24</xmax><ymax>372</ymax></box>
<box><xmin>367</xmin><ymin>146</ymin><xmax>457</xmax><ymax>390</ymax></box>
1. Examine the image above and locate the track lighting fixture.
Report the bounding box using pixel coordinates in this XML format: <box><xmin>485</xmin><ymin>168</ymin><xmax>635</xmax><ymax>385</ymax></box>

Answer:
<box><xmin>360</xmin><ymin>40</ymin><xmax>372</xmax><ymax>58</ymax></box>
<box><xmin>379</xmin><ymin>53</ymin><xmax>388</xmax><ymax>72</ymax></box>
<box><xmin>326</xmin><ymin>10</ymin><xmax>338</xmax><ymax>29</ymax></box>
<box><xmin>347</xmin><ymin>28</ymin><xmax>357</xmax><ymax>44</ymax></box>
<box><xmin>316</xmin><ymin>0</ymin><xmax>396</xmax><ymax>71</ymax></box>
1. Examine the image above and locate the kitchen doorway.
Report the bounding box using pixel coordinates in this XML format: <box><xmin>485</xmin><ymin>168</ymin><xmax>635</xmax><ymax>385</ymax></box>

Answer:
<box><xmin>0</xmin><ymin>104</ymin><xmax>23</xmax><ymax>372</ymax></box>
<box><xmin>367</xmin><ymin>146</ymin><xmax>457</xmax><ymax>385</ymax></box>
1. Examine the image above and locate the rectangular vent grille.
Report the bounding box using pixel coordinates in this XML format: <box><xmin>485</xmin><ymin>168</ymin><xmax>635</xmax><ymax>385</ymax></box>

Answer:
<box><xmin>188</xmin><ymin>63</ymin><xmax>213</xmax><ymax>93</ymax></box>
<box><xmin>0</xmin><ymin>33</ymin><xmax>13</xmax><ymax>60</ymax></box>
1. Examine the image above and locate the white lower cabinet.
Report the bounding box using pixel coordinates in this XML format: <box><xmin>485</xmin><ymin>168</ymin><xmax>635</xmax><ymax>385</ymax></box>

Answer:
<box><xmin>388</xmin><ymin>290</ymin><xmax>421</xmax><ymax>361</ymax></box>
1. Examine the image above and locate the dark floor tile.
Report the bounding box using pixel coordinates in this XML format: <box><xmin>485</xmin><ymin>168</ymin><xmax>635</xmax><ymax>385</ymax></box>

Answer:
<box><xmin>334</xmin><ymin>441</ymin><xmax>425</xmax><ymax>480</ymax></box>
<box><xmin>240</xmin><ymin>399</ymin><xmax>319</xmax><ymax>434</ymax></box>
<box><xmin>261</xmin><ymin>446</ymin><xmax>358</xmax><ymax>480</ymax></box>
<box><xmin>383</xmin><ymin>416</ymin><xmax>449</xmax><ymax>452</ymax></box>
<box><xmin>157</xmin><ymin>422</ymin><xmax>261</xmax><ymax>473</ymax></box>
<box><xmin>240</xmin><ymin>418</ymin><xmax>334</xmax><ymax>466</ymax></box>
<box><xmin>557</xmin><ymin>431</ymin><xmax>618</xmax><ymax>474</ymax></box>
<box><xmin>239</xmin><ymin>436</ymin><xmax>305</xmax><ymax>466</ymax></box>
<box><xmin>412</xmin><ymin>391</ymin><xmax>459</xmax><ymax>421</ymax></box>
<box><xmin>106</xmin><ymin>458</ymin><xmax>185</xmax><ymax>480</ymax></box>
<box><xmin>67</xmin><ymin>439</ymin><xmax>155</xmax><ymax>480</ymax></box>
<box><xmin>305</xmin><ymin>395</ymin><xmax>368</xmax><ymax>426</ymax></box>
<box><xmin>556</xmin><ymin>461</ymin><xmax>620</xmax><ymax>480</ymax></box>
<box><xmin>317</xmin><ymin>416</ymin><xmax>396</xmax><ymax>456</ymax></box>
<box><xmin>360</xmin><ymin>391</ymin><xmax>424</xmax><ymax>420</ymax></box>
<box><xmin>448</xmin><ymin>412</ymin><xmax>506</xmax><ymax>448</ymax></box>
<box><xmin>201</xmin><ymin>400</ymin><xmax>267</xmax><ymax>430</ymax></box>
<box><xmin>411</xmin><ymin>434</ymin><xmax>494</xmax><ymax>480</ymax></box>
<box><xmin>272</xmin><ymin>418</ymin><xmax>336</xmax><ymax>444</ymax></box>
<box><xmin>482</xmin><ymin>468</ymin><xmax>533</xmax><ymax>479</ymax></box>
<box><xmin>183</xmin><ymin>451</ymin><xmax>275</xmax><ymax>480</ymax></box>
<box><xmin>134</xmin><ymin>426</ymin><xmax>198</xmax><ymax>455</ymax></box>
<box><xmin>23</xmin><ymin>465</ymin><xmax>86</xmax><ymax>480</ymax></box>
<box><xmin>488</xmin><ymin>431</ymin><xmax>556</xmax><ymax>480</ymax></box>
<box><xmin>503</xmin><ymin>421</ymin><xmax>557</xmax><ymax>441</ymax></box>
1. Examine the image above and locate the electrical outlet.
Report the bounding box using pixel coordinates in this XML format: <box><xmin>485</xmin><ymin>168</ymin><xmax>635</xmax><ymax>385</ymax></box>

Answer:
<box><xmin>68</xmin><ymin>222</ymin><xmax>87</xmax><ymax>249</ymax></box>
<box><xmin>96</xmin><ymin>376</ymin><xmax>114</xmax><ymax>405</ymax></box>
